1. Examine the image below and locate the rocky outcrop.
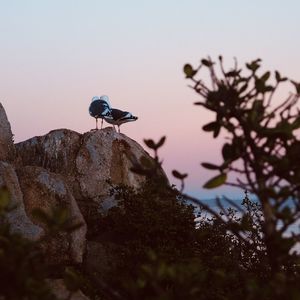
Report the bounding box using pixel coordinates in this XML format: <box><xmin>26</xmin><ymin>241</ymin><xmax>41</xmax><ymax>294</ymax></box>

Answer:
<box><xmin>0</xmin><ymin>108</ymin><xmax>87</xmax><ymax>265</ymax></box>
<box><xmin>0</xmin><ymin>102</ymin><xmax>160</xmax><ymax>263</ymax></box>
<box><xmin>16</xmin><ymin>128</ymin><xmax>149</xmax><ymax>215</ymax></box>
<box><xmin>0</xmin><ymin>103</ymin><xmax>15</xmax><ymax>161</ymax></box>
<box><xmin>0</xmin><ymin>105</ymin><xmax>37</xmax><ymax>238</ymax></box>
<box><xmin>0</xmin><ymin>102</ymin><xmax>164</xmax><ymax>298</ymax></box>
<box><xmin>17</xmin><ymin>166</ymin><xmax>86</xmax><ymax>264</ymax></box>
<box><xmin>0</xmin><ymin>161</ymin><xmax>42</xmax><ymax>240</ymax></box>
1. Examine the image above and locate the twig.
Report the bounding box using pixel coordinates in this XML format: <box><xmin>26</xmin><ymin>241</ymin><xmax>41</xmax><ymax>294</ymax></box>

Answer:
<box><xmin>181</xmin><ymin>193</ymin><xmax>251</xmax><ymax>245</ymax></box>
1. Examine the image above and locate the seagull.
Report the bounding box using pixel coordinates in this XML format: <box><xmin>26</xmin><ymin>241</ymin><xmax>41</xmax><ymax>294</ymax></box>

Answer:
<box><xmin>89</xmin><ymin>95</ymin><xmax>113</xmax><ymax>130</ymax></box>
<box><xmin>104</xmin><ymin>108</ymin><xmax>138</xmax><ymax>133</ymax></box>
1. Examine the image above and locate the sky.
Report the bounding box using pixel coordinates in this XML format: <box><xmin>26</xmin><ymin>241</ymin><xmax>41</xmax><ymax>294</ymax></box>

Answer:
<box><xmin>1</xmin><ymin>0</ymin><xmax>300</xmax><ymax>199</ymax></box>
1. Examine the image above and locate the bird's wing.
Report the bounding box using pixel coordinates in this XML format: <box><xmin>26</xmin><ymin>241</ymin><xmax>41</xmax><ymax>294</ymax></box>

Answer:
<box><xmin>89</xmin><ymin>100</ymin><xmax>111</xmax><ymax>117</ymax></box>
<box><xmin>111</xmin><ymin>109</ymin><xmax>128</xmax><ymax>120</ymax></box>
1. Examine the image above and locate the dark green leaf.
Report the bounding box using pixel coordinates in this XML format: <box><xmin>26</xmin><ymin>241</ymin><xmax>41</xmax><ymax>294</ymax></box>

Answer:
<box><xmin>140</xmin><ymin>156</ymin><xmax>153</xmax><ymax>168</ymax></box>
<box><xmin>248</xmin><ymin>100</ymin><xmax>265</xmax><ymax>123</ymax></box>
<box><xmin>172</xmin><ymin>170</ymin><xmax>188</xmax><ymax>180</ymax></box>
<box><xmin>213</xmin><ymin>125</ymin><xmax>221</xmax><ymax>138</ymax></box>
<box><xmin>201</xmin><ymin>162</ymin><xmax>220</xmax><ymax>170</ymax></box>
<box><xmin>239</xmin><ymin>83</ymin><xmax>248</xmax><ymax>94</ymax></box>
<box><xmin>202</xmin><ymin>122</ymin><xmax>219</xmax><ymax>132</ymax></box>
<box><xmin>255</xmin><ymin>79</ymin><xmax>265</xmax><ymax>93</ymax></box>
<box><xmin>292</xmin><ymin>117</ymin><xmax>300</xmax><ymax>130</ymax></box>
<box><xmin>183</xmin><ymin>64</ymin><xmax>197</xmax><ymax>78</ymax></box>
<box><xmin>225</xmin><ymin>71</ymin><xmax>238</xmax><ymax>77</ymax></box>
<box><xmin>143</xmin><ymin>139</ymin><xmax>156</xmax><ymax>149</ymax></box>
<box><xmin>275</xmin><ymin>71</ymin><xmax>288</xmax><ymax>82</ymax></box>
<box><xmin>253</xmin><ymin>100</ymin><xmax>263</xmax><ymax>110</ymax></box>
<box><xmin>291</xmin><ymin>80</ymin><xmax>300</xmax><ymax>94</ymax></box>
<box><xmin>203</xmin><ymin>173</ymin><xmax>227</xmax><ymax>189</ymax></box>
<box><xmin>156</xmin><ymin>136</ymin><xmax>166</xmax><ymax>149</ymax></box>
<box><xmin>222</xmin><ymin>143</ymin><xmax>233</xmax><ymax>161</ymax></box>
<box><xmin>246</xmin><ymin>59</ymin><xmax>261</xmax><ymax>72</ymax></box>
<box><xmin>275</xmin><ymin>70</ymin><xmax>281</xmax><ymax>82</ymax></box>
<box><xmin>261</xmin><ymin>71</ymin><xmax>270</xmax><ymax>82</ymax></box>
<box><xmin>264</xmin><ymin>85</ymin><xmax>274</xmax><ymax>92</ymax></box>
<box><xmin>201</xmin><ymin>59</ymin><xmax>213</xmax><ymax>67</ymax></box>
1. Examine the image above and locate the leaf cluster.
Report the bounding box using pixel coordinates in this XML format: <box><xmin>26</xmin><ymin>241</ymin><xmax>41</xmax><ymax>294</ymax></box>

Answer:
<box><xmin>184</xmin><ymin>56</ymin><xmax>300</xmax><ymax>273</ymax></box>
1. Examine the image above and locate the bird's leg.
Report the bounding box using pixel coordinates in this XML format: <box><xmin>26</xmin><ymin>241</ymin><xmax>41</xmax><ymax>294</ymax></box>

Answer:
<box><xmin>101</xmin><ymin>118</ymin><xmax>104</xmax><ymax>129</ymax></box>
<box><xmin>96</xmin><ymin>118</ymin><xmax>98</xmax><ymax>130</ymax></box>
<box><xmin>118</xmin><ymin>126</ymin><xmax>120</xmax><ymax>133</ymax></box>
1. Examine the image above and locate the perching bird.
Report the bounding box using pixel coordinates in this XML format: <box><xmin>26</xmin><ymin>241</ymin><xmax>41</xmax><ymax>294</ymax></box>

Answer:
<box><xmin>89</xmin><ymin>95</ymin><xmax>112</xmax><ymax>129</ymax></box>
<box><xmin>104</xmin><ymin>108</ymin><xmax>138</xmax><ymax>133</ymax></box>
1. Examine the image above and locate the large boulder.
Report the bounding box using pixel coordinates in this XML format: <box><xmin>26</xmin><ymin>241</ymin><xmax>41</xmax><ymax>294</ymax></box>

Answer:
<box><xmin>16</xmin><ymin>128</ymin><xmax>152</xmax><ymax>216</ymax></box>
<box><xmin>0</xmin><ymin>161</ymin><xmax>42</xmax><ymax>240</ymax></box>
<box><xmin>17</xmin><ymin>166</ymin><xmax>87</xmax><ymax>264</ymax></box>
<box><xmin>75</xmin><ymin>128</ymin><xmax>149</xmax><ymax>212</ymax></box>
<box><xmin>0</xmin><ymin>103</ymin><xmax>15</xmax><ymax>161</ymax></box>
<box><xmin>15</xmin><ymin>129</ymin><xmax>81</xmax><ymax>176</ymax></box>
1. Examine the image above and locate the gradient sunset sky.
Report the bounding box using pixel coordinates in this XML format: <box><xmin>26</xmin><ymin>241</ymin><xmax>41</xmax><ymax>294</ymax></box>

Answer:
<box><xmin>1</xmin><ymin>1</ymin><xmax>300</xmax><ymax>199</ymax></box>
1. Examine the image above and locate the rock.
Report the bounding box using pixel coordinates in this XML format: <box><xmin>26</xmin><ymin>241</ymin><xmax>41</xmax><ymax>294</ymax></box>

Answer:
<box><xmin>0</xmin><ymin>161</ymin><xmax>42</xmax><ymax>240</ymax></box>
<box><xmin>16</xmin><ymin>127</ymin><xmax>154</xmax><ymax>216</ymax></box>
<box><xmin>75</xmin><ymin>128</ymin><xmax>148</xmax><ymax>212</ymax></box>
<box><xmin>0</xmin><ymin>103</ymin><xmax>15</xmax><ymax>161</ymax></box>
<box><xmin>15</xmin><ymin>128</ymin><xmax>81</xmax><ymax>175</ymax></box>
<box><xmin>17</xmin><ymin>166</ymin><xmax>87</xmax><ymax>264</ymax></box>
<box><xmin>48</xmin><ymin>279</ymin><xmax>90</xmax><ymax>300</ymax></box>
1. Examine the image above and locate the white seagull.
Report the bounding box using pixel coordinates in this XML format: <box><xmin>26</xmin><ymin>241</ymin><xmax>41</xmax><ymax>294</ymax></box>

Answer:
<box><xmin>104</xmin><ymin>108</ymin><xmax>138</xmax><ymax>133</ymax></box>
<box><xmin>89</xmin><ymin>95</ymin><xmax>113</xmax><ymax>129</ymax></box>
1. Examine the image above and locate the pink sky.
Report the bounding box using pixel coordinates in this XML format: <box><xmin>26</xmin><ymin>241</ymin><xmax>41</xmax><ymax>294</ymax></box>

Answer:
<box><xmin>1</xmin><ymin>1</ymin><xmax>300</xmax><ymax>198</ymax></box>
